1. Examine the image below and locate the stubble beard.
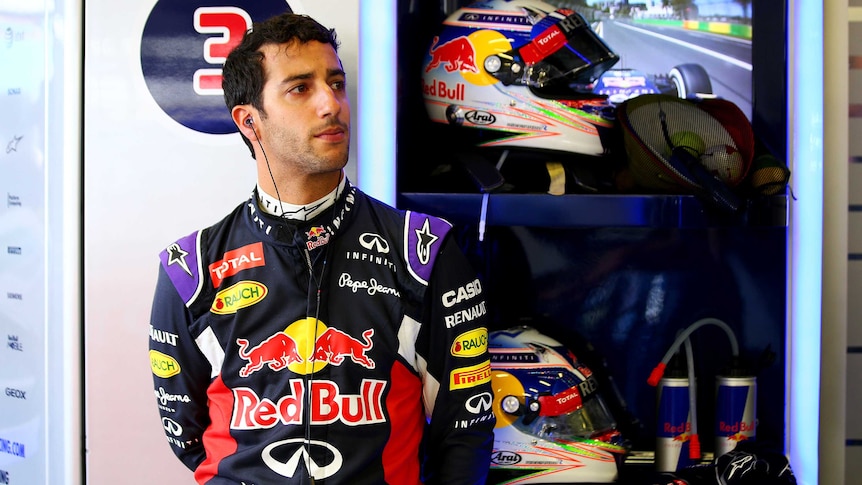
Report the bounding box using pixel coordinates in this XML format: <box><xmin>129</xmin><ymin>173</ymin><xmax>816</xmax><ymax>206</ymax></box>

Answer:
<box><xmin>275</xmin><ymin>126</ymin><xmax>350</xmax><ymax>176</ymax></box>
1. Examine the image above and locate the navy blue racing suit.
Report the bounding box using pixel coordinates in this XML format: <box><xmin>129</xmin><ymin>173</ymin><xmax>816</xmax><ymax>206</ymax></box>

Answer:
<box><xmin>149</xmin><ymin>182</ymin><xmax>495</xmax><ymax>484</ymax></box>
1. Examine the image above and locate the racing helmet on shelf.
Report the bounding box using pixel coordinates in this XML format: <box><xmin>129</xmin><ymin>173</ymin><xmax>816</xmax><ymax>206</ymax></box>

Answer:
<box><xmin>421</xmin><ymin>0</ymin><xmax>620</xmax><ymax>156</ymax></box>
<box><xmin>488</xmin><ymin>326</ymin><xmax>627</xmax><ymax>484</ymax></box>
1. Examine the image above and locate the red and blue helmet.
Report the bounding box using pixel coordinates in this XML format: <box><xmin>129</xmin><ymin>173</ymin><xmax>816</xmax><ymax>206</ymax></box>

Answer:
<box><xmin>488</xmin><ymin>326</ymin><xmax>627</xmax><ymax>483</ymax></box>
<box><xmin>421</xmin><ymin>0</ymin><xmax>619</xmax><ymax>156</ymax></box>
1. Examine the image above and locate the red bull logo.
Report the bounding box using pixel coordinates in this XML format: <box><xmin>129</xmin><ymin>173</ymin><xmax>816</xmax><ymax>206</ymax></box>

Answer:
<box><xmin>307</xmin><ymin>226</ymin><xmax>326</xmax><ymax>238</ymax></box>
<box><xmin>718</xmin><ymin>420</ymin><xmax>755</xmax><ymax>435</ymax></box>
<box><xmin>231</xmin><ymin>378</ymin><xmax>386</xmax><ymax>429</ymax></box>
<box><xmin>715</xmin><ymin>376</ymin><xmax>756</xmax><ymax>457</ymax></box>
<box><xmin>725</xmin><ymin>432</ymin><xmax>751</xmax><ymax>442</ymax></box>
<box><xmin>667</xmin><ymin>424</ymin><xmax>692</xmax><ymax>439</ymax></box>
<box><xmin>236</xmin><ymin>321</ymin><xmax>376</xmax><ymax>377</ymax></box>
<box><xmin>311</xmin><ymin>328</ymin><xmax>375</xmax><ymax>369</ymax></box>
<box><xmin>306</xmin><ymin>226</ymin><xmax>331</xmax><ymax>250</ymax></box>
<box><xmin>421</xmin><ymin>79</ymin><xmax>465</xmax><ymax>101</ymax></box>
<box><xmin>655</xmin><ymin>378</ymin><xmax>694</xmax><ymax>471</ymax></box>
<box><xmin>425</xmin><ymin>35</ymin><xmax>479</xmax><ymax>73</ymax></box>
<box><xmin>236</xmin><ymin>334</ymin><xmax>303</xmax><ymax>377</ymax></box>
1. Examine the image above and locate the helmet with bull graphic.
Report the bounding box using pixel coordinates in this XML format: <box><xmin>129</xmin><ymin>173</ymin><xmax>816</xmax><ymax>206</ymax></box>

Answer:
<box><xmin>421</xmin><ymin>0</ymin><xmax>620</xmax><ymax>157</ymax></box>
<box><xmin>487</xmin><ymin>326</ymin><xmax>627</xmax><ymax>484</ymax></box>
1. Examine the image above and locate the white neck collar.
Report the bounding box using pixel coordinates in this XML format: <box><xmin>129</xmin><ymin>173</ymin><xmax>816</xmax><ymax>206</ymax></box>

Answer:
<box><xmin>257</xmin><ymin>176</ymin><xmax>346</xmax><ymax>221</ymax></box>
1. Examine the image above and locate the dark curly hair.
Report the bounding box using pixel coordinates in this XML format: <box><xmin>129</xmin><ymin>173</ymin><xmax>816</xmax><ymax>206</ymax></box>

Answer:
<box><xmin>222</xmin><ymin>13</ymin><xmax>339</xmax><ymax>157</ymax></box>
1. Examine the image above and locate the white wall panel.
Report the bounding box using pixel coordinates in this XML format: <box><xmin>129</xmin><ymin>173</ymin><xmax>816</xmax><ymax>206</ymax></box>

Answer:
<box><xmin>850</xmin><ymin>163</ymin><xmax>862</xmax><ymax>205</ymax></box>
<box><xmin>846</xmin><ymin>8</ymin><xmax>862</xmax><ymax>483</ymax></box>
<box><xmin>848</xmin><ymin>262</ymin><xmax>862</xmax><ymax>346</ymax></box>
<box><xmin>0</xmin><ymin>0</ymin><xmax>82</xmax><ymax>483</ymax></box>
<box><xmin>847</xmin><ymin>354</ymin><xmax>862</xmax><ymax>437</ymax></box>
<box><xmin>848</xmin><ymin>447</ymin><xmax>862</xmax><ymax>485</ymax></box>
<box><xmin>849</xmin><ymin>213</ymin><xmax>862</xmax><ymax>253</ymax></box>
<box><xmin>852</xmin><ymin>71</ymin><xmax>862</xmax><ymax>104</ymax></box>
<box><xmin>851</xmin><ymin>119</ymin><xmax>862</xmax><ymax>156</ymax></box>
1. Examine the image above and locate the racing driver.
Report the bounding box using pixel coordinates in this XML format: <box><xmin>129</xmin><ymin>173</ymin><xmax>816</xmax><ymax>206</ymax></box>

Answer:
<box><xmin>148</xmin><ymin>11</ymin><xmax>495</xmax><ymax>485</ymax></box>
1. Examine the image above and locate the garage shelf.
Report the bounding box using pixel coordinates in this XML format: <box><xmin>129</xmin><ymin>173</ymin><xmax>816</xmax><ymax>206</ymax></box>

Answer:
<box><xmin>398</xmin><ymin>192</ymin><xmax>787</xmax><ymax>228</ymax></box>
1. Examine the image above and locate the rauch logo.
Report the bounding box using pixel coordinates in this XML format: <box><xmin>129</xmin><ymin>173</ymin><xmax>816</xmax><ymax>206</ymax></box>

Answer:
<box><xmin>211</xmin><ymin>280</ymin><xmax>267</xmax><ymax>314</ymax></box>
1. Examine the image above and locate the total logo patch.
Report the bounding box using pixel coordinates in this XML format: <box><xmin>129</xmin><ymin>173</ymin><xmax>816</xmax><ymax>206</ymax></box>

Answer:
<box><xmin>209</xmin><ymin>241</ymin><xmax>266</xmax><ymax>288</ymax></box>
<box><xmin>140</xmin><ymin>1</ymin><xmax>301</xmax><ymax>134</ymax></box>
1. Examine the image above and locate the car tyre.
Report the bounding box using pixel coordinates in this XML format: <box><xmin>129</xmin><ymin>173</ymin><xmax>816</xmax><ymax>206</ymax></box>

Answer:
<box><xmin>668</xmin><ymin>63</ymin><xmax>713</xmax><ymax>99</ymax></box>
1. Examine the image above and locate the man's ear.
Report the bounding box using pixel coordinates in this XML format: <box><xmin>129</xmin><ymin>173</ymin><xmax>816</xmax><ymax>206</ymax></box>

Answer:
<box><xmin>232</xmin><ymin>105</ymin><xmax>257</xmax><ymax>140</ymax></box>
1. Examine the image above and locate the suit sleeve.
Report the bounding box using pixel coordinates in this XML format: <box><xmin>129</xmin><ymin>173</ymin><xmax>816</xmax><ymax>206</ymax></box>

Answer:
<box><xmin>149</xmin><ymin>264</ymin><xmax>213</xmax><ymax>472</ymax></box>
<box><xmin>418</xmin><ymin>235</ymin><xmax>495</xmax><ymax>485</ymax></box>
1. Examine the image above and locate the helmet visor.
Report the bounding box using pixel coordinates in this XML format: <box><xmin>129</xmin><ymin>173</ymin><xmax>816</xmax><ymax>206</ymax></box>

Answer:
<box><xmin>518</xmin><ymin>393</ymin><xmax>618</xmax><ymax>441</ymax></box>
<box><xmin>513</xmin><ymin>10</ymin><xmax>619</xmax><ymax>87</ymax></box>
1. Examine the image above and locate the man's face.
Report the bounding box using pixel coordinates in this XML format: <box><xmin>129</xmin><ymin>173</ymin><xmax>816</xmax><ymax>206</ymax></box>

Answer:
<box><xmin>257</xmin><ymin>40</ymin><xmax>350</xmax><ymax>175</ymax></box>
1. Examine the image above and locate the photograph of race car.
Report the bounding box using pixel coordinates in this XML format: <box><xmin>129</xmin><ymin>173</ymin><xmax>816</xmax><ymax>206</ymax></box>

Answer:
<box><xmin>591</xmin><ymin>63</ymin><xmax>713</xmax><ymax>105</ymax></box>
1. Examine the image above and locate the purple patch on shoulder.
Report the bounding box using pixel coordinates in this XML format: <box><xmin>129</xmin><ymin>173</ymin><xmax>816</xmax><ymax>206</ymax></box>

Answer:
<box><xmin>405</xmin><ymin>212</ymin><xmax>451</xmax><ymax>285</ymax></box>
<box><xmin>159</xmin><ymin>231</ymin><xmax>201</xmax><ymax>304</ymax></box>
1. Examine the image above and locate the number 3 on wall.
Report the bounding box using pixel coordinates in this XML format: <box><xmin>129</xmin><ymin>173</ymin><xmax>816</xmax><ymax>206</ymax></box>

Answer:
<box><xmin>193</xmin><ymin>7</ymin><xmax>252</xmax><ymax>96</ymax></box>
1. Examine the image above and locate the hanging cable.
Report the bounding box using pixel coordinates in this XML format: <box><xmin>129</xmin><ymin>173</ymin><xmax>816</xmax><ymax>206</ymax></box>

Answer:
<box><xmin>682</xmin><ymin>337</ymin><xmax>700</xmax><ymax>460</ymax></box>
<box><xmin>648</xmin><ymin>317</ymin><xmax>739</xmax><ymax>386</ymax></box>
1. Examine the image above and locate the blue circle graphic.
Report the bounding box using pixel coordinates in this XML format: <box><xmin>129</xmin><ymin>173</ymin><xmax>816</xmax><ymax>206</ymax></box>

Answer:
<box><xmin>141</xmin><ymin>0</ymin><xmax>294</xmax><ymax>134</ymax></box>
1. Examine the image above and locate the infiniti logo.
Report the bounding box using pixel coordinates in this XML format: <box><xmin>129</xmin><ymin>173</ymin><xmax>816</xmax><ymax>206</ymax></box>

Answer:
<box><xmin>162</xmin><ymin>417</ymin><xmax>182</xmax><ymax>436</ymax></box>
<box><xmin>466</xmin><ymin>392</ymin><xmax>493</xmax><ymax>414</ymax></box>
<box><xmin>262</xmin><ymin>439</ymin><xmax>343</xmax><ymax>480</ymax></box>
<box><xmin>359</xmin><ymin>233</ymin><xmax>390</xmax><ymax>254</ymax></box>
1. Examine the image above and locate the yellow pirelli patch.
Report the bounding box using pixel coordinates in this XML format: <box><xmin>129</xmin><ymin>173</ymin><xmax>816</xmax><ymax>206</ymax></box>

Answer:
<box><xmin>450</xmin><ymin>360</ymin><xmax>491</xmax><ymax>390</ymax></box>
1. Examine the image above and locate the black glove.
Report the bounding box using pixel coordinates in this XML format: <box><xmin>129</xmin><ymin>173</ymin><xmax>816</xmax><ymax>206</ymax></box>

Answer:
<box><xmin>713</xmin><ymin>441</ymin><xmax>796</xmax><ymax>485</ymax></box>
